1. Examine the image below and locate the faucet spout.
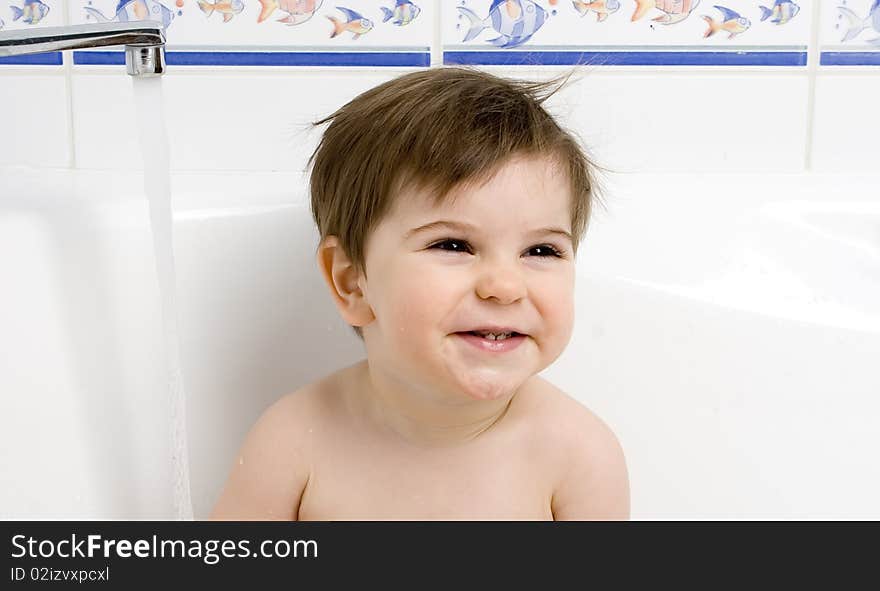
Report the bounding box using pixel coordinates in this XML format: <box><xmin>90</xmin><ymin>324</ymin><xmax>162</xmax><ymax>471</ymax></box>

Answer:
<box><xmin>0</xmin><ymin>21</ymin><xmax>166</xmax><ymax>77</ymax></box>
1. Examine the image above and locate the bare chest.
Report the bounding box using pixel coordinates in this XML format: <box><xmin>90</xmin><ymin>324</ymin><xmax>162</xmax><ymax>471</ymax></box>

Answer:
<box><xmin>297</xmin><ymin>432</ymin><xmax>554</xmax><ymax>520</ymax></box>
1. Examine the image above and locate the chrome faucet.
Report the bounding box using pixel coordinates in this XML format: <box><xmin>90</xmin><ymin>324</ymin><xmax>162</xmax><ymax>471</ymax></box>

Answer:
<box><xmin>0</xmin><ymin>21</ymin><xmax>166</xmax><ymax>77</ymax></box>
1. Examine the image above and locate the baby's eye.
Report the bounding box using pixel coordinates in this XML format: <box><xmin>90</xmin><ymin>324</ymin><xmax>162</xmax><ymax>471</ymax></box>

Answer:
<box><xmin>430</xmin><ymin>239</ymin><xmax>473</xmax><ymax>254</ymax></box>
<box><xmin>528</xmin><ymin>244</ymin><xmax>564</xmax><ymax>258</ymax></box>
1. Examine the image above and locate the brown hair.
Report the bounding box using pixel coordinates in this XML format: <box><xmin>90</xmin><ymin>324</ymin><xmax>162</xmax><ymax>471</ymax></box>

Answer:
<box><xmin>308</xmin><ymin>66</ymin><xmax>607</xmax><ymax>340</ymax></box>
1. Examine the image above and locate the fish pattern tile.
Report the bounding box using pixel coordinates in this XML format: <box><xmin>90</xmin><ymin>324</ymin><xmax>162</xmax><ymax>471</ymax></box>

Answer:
<box><xmin>256</xmin><ymin>0</ymin><xmax>323</xmax><ymax>26</ymax></box>
<box><xmin>199</xmin><ymin>0</ymin><xmax>245</xmax><ymax>23</ymax></box>
<box><xmin>0</xmin><ymin>1</ymin><xmax>849</xmax><ymax>67</ymax></box>
<box><xmin>0</xmin><ymin>0</ymin><xmax>65</xmax><ymax>64</ymax></box>
<box><xmin>457</xmin><ymin>0</ymin><xmax>550</xmax><ymax>49</ymax></box>
<box><xmin>82</xmin><ymin>0</ymin><xmax>177</xmax><ymax>29</ymax></box>
<box><xmin>2</xmin><ymin>0</ymin><xmax>63</xmax><ymax>31</ymax></box>
<box><xmin>69</xmin><ymin>0</ymin><xmax>426</xmax><ymax>38</ymax></box>
<box><xmin>445</xmin><ymin>0</ymin><xmax>813</xmax><ymax>65</ymax></box>
<box><xmin>62</xmin><ymin>0</ymin><xmax>432</xmax><ymax>66</ymax></box>
<box><xmin>820</xmin><ymin>0</ymin><xmax>880</xmax><ymax>65</ymax></box>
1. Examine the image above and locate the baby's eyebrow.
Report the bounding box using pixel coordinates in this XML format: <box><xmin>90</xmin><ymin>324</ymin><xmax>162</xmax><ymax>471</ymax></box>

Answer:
<box><xmin>405</xmin><ymin>220</ymin><xmax>572</xmax><ymax>243</ymax></box>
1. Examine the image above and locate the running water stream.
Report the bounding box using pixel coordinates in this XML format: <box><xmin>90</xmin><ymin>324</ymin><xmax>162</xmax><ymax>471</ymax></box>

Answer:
<box><xmin>132</xmin><ymin>76</ymin><xmax>193</xmax><ymax>520</ymax></box>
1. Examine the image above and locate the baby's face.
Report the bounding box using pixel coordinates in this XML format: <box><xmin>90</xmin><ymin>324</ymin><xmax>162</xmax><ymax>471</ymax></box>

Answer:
<box><xmin>359</xmin><ymin>154</ymin><xmax>575</xmax><ymax>402</ymax></box>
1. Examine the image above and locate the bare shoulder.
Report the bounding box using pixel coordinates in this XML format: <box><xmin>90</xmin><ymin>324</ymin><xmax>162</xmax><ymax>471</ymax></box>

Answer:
<box><xmin>520</xmin><ymin>377</ymin><xmax>631</xmax><ymax>521</ymax></box>
<box><xmin>208</xmin><ymin>380</ymin><xmax>329</xmax><ymax>521</ymax></box>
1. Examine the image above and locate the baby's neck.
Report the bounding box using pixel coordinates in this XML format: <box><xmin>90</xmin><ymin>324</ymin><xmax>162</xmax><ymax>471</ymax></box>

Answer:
<box><xmin>351</xmin><ymin>360</ymin><xmax>516</xmax><ymax>449</ymax></box>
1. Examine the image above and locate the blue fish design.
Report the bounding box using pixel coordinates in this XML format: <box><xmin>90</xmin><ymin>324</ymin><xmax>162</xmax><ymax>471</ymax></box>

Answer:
<box><xmin>701</xmin><ymin>4</ymin><xmax>750</xmax><ymax>39</ymax></box>
<box><xmin>10</xmin><ymin>0</ymin><xmax>49</xmax><ymax>25</ymax></box>
<box><xmin>327</xmin><ymin>6</ymin><xmax>373</xmax><ymax>39</ymax></box>
<box><xmin>381</xmin><ymin>0</ymin><xmax>420</xmax><ymax>26</ymax></box>
<box><xmin>83</xmin><ymin>0</ymin><xmax>175</xmax><ymax>30</ymax></box>
<box><xmin>839</xmin><ymin>0</ymin><xmax>880</xmax><ymax>44</ymax></box>
<box><xmin>759</xmin><ymin>0</ymin><xmax>799</xmax><ymax>25</ymax></box>
<box><xmin>713</xmin><ymin>4</ymin><xmax>743</xmax><ymax>23</ymax></box>
<box><xmin>458</xmin><ymin>0</ymin><xmax>548</xmax><ymax>49</ymax></box>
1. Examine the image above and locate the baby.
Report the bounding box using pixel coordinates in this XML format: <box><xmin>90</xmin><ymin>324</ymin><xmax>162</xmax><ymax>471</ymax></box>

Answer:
<box><xmin>210</xmin><ymin>66</ymin><xmax>630</xmax><ymax>520</ymax></box>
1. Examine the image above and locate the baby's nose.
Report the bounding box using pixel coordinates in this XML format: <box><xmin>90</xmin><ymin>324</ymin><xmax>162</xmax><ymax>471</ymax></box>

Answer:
<box><xmin>474</xmin><ymin>261</ymin><xmax>526</xmax><ymax>303</ymax></box>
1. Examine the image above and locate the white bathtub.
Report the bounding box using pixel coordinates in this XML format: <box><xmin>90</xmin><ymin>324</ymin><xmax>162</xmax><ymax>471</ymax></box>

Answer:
<box><xmin>1</xmin><ymin>166</ymin><xmax>878</xmax><ymax>519</ymax></box>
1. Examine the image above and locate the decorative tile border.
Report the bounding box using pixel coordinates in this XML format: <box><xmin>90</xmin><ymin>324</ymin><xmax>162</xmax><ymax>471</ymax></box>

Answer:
<box><xmin>69</xmin><ymin>0</ymin><xmax>432</xmax><ymax>66</ymax></box>
<box><xmin>444</xmin><ymin>48</ymin><xmax>807</xmax><ymax>66</ymax></box>
<box><xmin>820</xmin><ymin>0</ymin><xmax>880</xmax><ymax>66</ymax></box>
<box><xmin>73</xmin><ymin>48</ymin><xmax>429</xmax><ymax>66</ymax></box>
<box><xmin>3</xmin><ymin>1</ymin><xmax>879</xmax><ymax>68</ymax></box>
<box><xmin>0</xmin><ymin>51</ymin><xmax>61</xmax><ymax>64</ymax></box>
<box><xmin>444</xmin><ymin>0</ymin><xmax>812</xmax><ymax>66</ymax></box>
<box><xmin>0</xmin><ymin>0</ymin><xmax>63</xmax><ymax>64</ymax></box>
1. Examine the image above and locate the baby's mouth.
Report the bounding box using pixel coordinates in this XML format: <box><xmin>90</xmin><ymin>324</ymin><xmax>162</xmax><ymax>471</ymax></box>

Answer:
<box><xmin>455</xmin><ymin>330</ymin><xmax>524</xmax><ymax>341</ymax></box>
<box><xmin>452</xmin><ymin>331</ymin><xmax>528</xmax><ymax>352</ymax></box>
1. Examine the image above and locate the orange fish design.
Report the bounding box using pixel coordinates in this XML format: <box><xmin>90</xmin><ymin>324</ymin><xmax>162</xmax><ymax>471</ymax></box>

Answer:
<box><xmin>632</xmin><ymin>0</ymin><xmax>700</xmax><ymax>24</ymax></box>
<box><xmin>572</xmin><ymin>0</ymin><xmax>621</xmax><ymax>23</ymax></box>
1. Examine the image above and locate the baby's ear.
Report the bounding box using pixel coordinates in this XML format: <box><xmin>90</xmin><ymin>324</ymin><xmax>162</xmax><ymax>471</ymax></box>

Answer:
<box><xmin>316</xmin><ymin>236</ymin><xmax>374</xmax><ymax>329</ymax></box>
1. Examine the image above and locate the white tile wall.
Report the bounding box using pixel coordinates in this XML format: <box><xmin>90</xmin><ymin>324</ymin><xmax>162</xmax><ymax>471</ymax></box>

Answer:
<box><xmin>68</xmin><ymin>66</ymin><xmax>811</xmax><ymax>174</ymax></box>
<box><xmin>811</xmin><ymin>73</ymin><xmax>880</xmax><ymax>171</ymax></box>
<box><xmin>0</xmin><ymin>71</ymin><xmax>70</xmax><ymax>168</ymax></box>
<box><xmin>71</xmin><ymin>69</ymin><xmax>407</xmax><ymax>171</ymax></box>
<box><xmin>0</xmin><ymin>66</ymin><xmax>843</xmax><ymax>173</ymax></box>
<box><xmin>546</xmin><ymin>70</ymin><xmax>811</xmax><ymax>173</ymax></box>
<box><xmin>69</xmin><ymin>73</ymin><xmax>137</xmax><ymax>170</ymax></box>
<box><xmin>0</xmin><ymin>0</ymin><xmax>876</xmax><ymax>173</ymax></box>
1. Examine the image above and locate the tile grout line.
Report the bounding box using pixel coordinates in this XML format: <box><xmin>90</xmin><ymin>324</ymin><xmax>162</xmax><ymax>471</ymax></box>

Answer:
<box><xmin>432</xmin><ymin>0</ymin><xmax>441</xmax><ymax>66</ymax></box>
<box><xmin>62</xmin><ymin>1</ymin><xmax>76</xmax><ymax>169</ymax></box>
<box><xmin>804</xmin><ymin>0</ymin><xmax>822</xmax><ymax>172</ymax></box>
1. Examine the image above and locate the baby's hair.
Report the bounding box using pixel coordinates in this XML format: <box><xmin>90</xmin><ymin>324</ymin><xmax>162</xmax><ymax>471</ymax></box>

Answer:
<box><xmin>308</xmin><ymin>65</ymin><xmax>607</xmax><ymax>340</ymax></box>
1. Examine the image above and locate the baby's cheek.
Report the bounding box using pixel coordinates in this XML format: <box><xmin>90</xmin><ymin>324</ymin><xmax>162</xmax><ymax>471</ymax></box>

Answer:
<box><xmin>555</xmin><ymin>300</ymin><xmax>575</xmax><ymax>348</ymax></box>
<box><xmin>541</xmin><ymin>278</ymin><xmax>575</xmax><ymax>345</ymax></box>
<box><xmin>386</xmin><ymin>271</ymin><xmax>441</xmax><ymax>344</ymax></box>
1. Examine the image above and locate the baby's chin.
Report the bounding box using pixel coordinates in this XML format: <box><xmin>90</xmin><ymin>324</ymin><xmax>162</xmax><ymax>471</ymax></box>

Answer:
<box><xmin>446</xmin><ymin>363</ymin><xmax>532</xmax><ymax>402</ymax></box>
